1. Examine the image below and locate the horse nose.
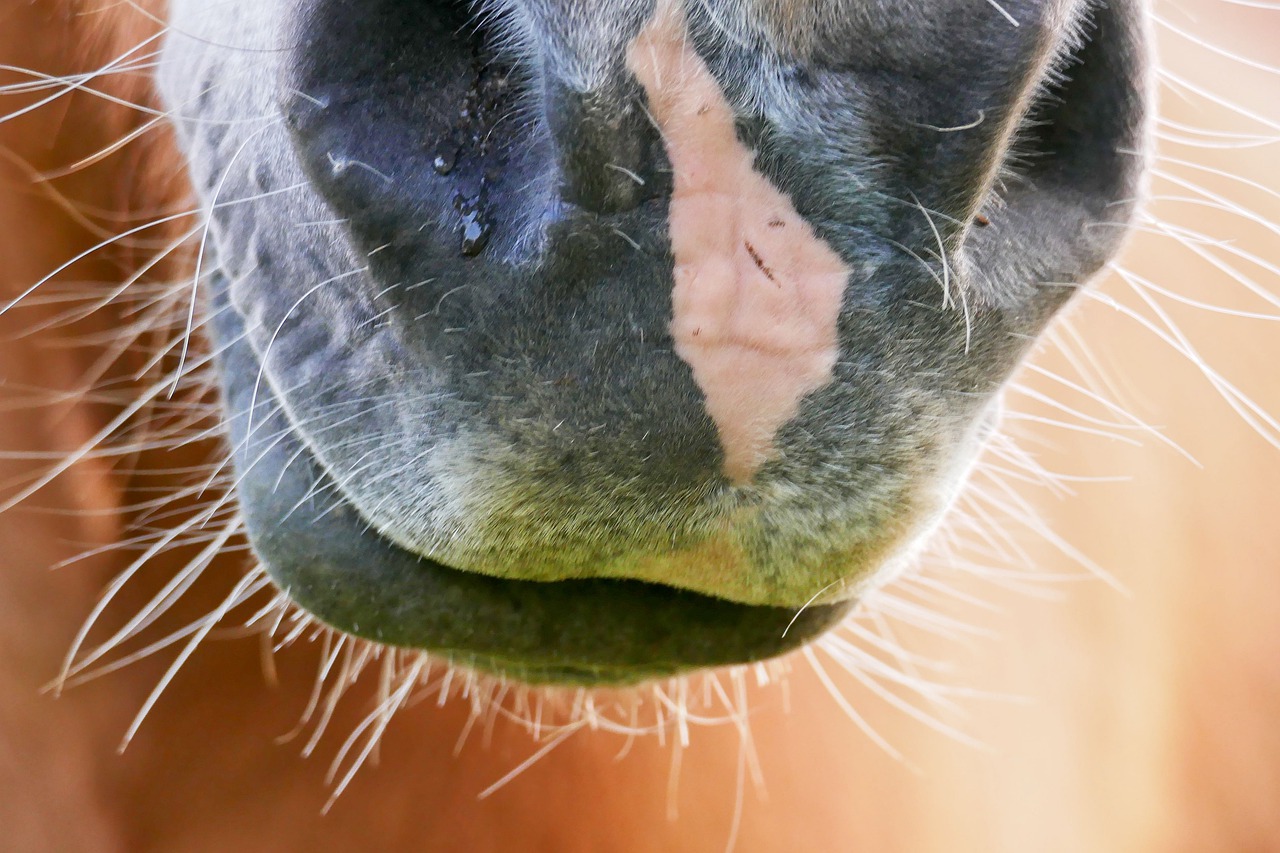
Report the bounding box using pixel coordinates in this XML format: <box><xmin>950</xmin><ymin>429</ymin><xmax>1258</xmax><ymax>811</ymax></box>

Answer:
<box><xmin>542</xmin><ymin>75</ymin><xmax>667</xmax><ymax>215</ymax></box>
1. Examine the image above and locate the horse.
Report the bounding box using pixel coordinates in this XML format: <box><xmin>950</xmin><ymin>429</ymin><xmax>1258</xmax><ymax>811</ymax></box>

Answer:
<box><xmin>1</xmin><ymin>1</ymin><xmax>1277</xmax><ymax>849</ymax></box>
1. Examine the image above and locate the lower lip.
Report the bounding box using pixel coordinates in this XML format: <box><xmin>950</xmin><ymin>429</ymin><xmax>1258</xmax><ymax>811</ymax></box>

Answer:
<box><xmin>209</xmin><ymin>275</ymin><xmax>854</xmax><ymax>685</ymax></box>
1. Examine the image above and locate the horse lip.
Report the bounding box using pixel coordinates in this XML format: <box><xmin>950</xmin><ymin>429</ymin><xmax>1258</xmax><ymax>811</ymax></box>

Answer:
<box><xmin>208</xmin><ymin>275</ymin><xmax>854</xmax><ymax>685</ymax></box>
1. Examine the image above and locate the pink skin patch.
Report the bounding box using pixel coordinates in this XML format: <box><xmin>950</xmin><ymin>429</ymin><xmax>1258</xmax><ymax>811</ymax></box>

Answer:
<box><xmin>627</xmin><ymin>0</ymin><xmax>850</xmax><ymax>484</ymax></box>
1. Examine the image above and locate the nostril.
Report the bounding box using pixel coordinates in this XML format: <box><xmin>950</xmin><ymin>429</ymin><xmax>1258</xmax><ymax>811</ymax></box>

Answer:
<box><xmin>543</xmin><ymin>76</ymin><xmax>667</xmax><ymax>215</ymax></box>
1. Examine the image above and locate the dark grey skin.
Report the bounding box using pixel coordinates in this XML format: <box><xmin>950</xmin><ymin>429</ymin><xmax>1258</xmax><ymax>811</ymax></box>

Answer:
<box><xmin>160</xmin><ymin>0</ymin><xmax>1149</xmax><ymax>684</ymax></box>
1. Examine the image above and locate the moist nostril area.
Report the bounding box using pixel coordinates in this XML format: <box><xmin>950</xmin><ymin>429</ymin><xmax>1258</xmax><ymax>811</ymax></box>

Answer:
<box><xmin>543</xmin><ymin>77</ymin><xmax>669</xmax><ymax>215</ymax></box>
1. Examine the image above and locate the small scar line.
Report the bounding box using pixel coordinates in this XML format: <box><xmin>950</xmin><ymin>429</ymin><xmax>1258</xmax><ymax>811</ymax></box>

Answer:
<box><xmin>744</xmin><ymin>241</ymin><xmax>778</xmax><ymax>283</ymax></box>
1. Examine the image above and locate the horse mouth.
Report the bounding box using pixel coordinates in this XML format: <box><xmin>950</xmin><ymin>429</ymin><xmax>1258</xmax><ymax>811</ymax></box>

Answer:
<box><xmin>209</xmin><ymin>277</ymin><xmax>853</xmax><ymax>686</ymax></box>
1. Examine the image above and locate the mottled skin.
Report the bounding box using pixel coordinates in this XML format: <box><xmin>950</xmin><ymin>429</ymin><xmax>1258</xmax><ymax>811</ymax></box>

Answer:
<box><xmin>630</xmin><ymin>0</ymin><xmax>851</xmax><ymax>484</ymax></box>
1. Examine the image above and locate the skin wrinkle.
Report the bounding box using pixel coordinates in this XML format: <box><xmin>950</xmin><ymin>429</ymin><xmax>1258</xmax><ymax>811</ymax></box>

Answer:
<box><xmin>626</xmin><ymin>0</ymin><xmax>851</xmax><ymax>485</ymax></box>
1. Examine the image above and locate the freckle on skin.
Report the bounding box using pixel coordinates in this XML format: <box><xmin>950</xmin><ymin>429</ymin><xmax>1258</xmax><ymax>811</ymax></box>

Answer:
<box><xmin>626</xmin><ymin>0</ymin><xmax>850</xmax><ymax>484</ymax></box>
